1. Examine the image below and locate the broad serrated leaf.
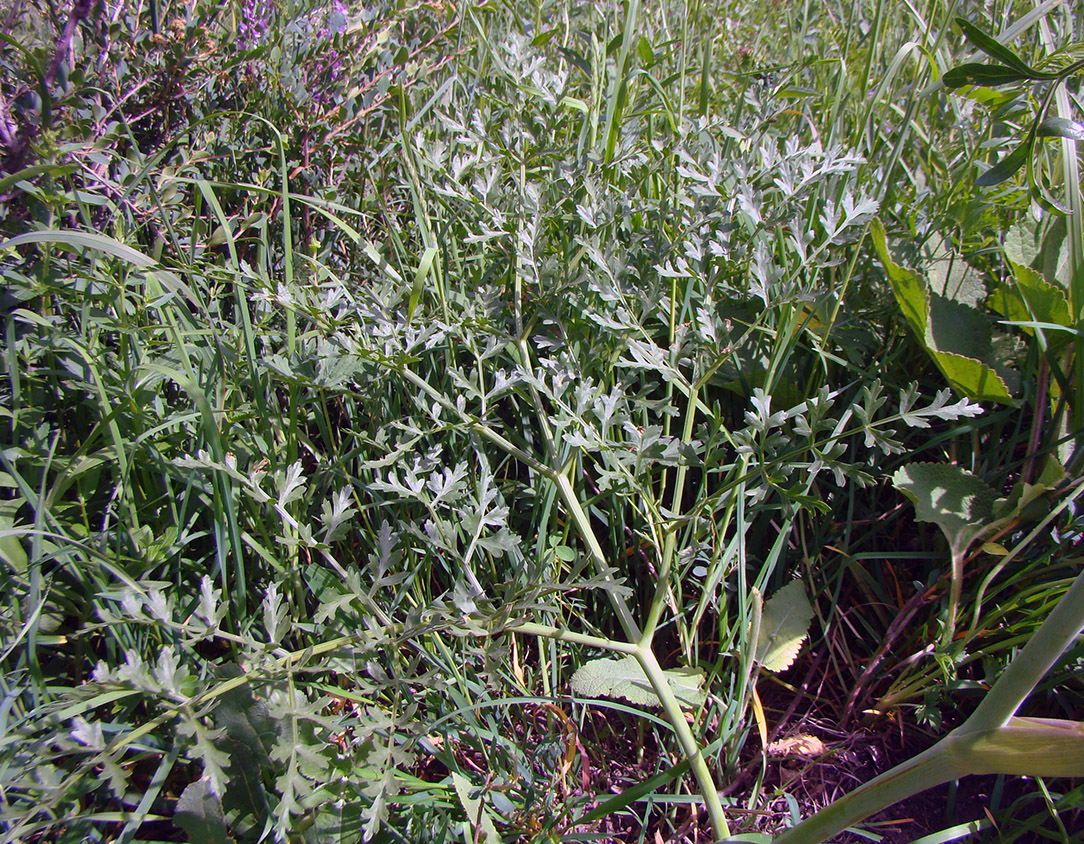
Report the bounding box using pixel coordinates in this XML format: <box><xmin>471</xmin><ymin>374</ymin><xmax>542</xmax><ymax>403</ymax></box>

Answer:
<box><xmin>925</xmin><ymin>293</ymin><xmax>1012</xmax><ymax>402</ymax></box>
<box><xmin>928</xmin><ymin>350</ymin><xmax>1012</xmax><ymax>402</ymax></box>
<box><xmin>928</xmin><ymin>294</ymin><xmax>993</xmax><ymax>361</ymax></box>
<box><xmin>873</xmin><ymin>220</ymin><xmax>1012</xmax><ymax>403</ymax></box>
<box><xmin>755</xmin><ymin>581</ymin><xmax>814</xmax><ymax>673</ymax></box>
<box><xmin>304</xmin><ymin>795</ymin><xmax>365</xmax><ymax>844</ymax></box>
<box><xmin>871</xmin><ymin>219</ymin><xmax>928</xmax><ymax>337</ymax></box>
<box><xmin>988</xmin><ymin>262</ymin><xmax>1071</xmax><ymax>345</ymax></box>
<box><xmin>892</xmin><ymin>463</ymin><xmax>999</xmax><ymax>555</ymax></box>
<box><xmin>174</xmin><ymin>779</ymin><xmax>231</xmax><ymax>844</ymax></box>
<box><xmin>570</xmin><ymin>656</ymin><xmax>706</xmax><ymax>708</ymax></box>
<box><xmin>1003</xmin><ymin>218</ymin><xmax>1043</xmax><ymax>268</ymax></box>
<box><xmin>213</xmin><ymin>668</ymin><xmax>278</xmax><ymax>821</ymax></box>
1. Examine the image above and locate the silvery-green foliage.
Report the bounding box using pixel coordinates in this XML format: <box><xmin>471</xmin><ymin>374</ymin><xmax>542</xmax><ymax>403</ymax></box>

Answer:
<box><xmin>730</xmin><ymin>383</ymin><xmax>984</xmax><ymax>505</ymax></box>
<box><xmin>0</xmin><ymin>0</ymin><xmax>1040</xmax><ymax>840</ymax></box>
<box><xmin>59</xmin><ymin>569</ymin><xmax>432</xmax><ymax>843</ymax></box>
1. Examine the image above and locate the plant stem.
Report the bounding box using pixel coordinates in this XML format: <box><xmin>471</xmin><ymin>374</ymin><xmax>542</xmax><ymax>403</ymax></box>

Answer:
<box><xmin>635</xmin><ymin>645</ymin><xmax>730</xmax><ymax>841</ymax></box>
<box><xmin>510</xmin><ymin>621</ymin><xmax>641</xmax><ymax>655</ymax></box>
<box><xmin>774</xmin><ymin>562</ymin><xmax>1084</xmax><ymax>843</ymax></box>
<box><xmin>554</xmin><ymin>472</ymin><xmax>642</xmax><ymax>643</ymax></box>
<box><xmin>398</xmin><ymin>359</ymin><xmax>736</xmax><ymax>838</ymax></box>
<box><xmin>957</xmin><ymin>559</ymin><xmax>1084</xmax><ymax>734</ymax></box>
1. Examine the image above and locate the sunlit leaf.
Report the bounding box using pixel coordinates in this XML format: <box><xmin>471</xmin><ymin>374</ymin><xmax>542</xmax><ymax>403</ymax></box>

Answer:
<box><xmin>988</xmin><ymin>262</ymin><xmax>1071</xmax><ymax>345</ymax></box>
<box><xmin>892</xmin><ymin>463</ymin><xmax>998</xmax><ymax>555</ymax></box>
<box><xmin>571</xmin><ymin>656</ymin><xmax>706</xmax><ymax>708</ymax></box>
<box><xmin>977</xmin><ymin>137</ymin><xmax>1032</xmax><ymax>186</ymax></box>
<box><xmin>755</xmin><ymin>581</ymin><xmax>814</xmax><ymax>673</ymax></box>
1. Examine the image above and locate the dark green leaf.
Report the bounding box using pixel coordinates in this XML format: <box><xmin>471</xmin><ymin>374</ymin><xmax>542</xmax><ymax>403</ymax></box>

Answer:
<box><xmin>213</xmin><ymin>667</ymin><xmax>278</xmax><ymax>821</ymax></box>
<box><xmin>174</xmin><ymin>779</ymin><xmax>231</xmax><ymax>844</ymax></box>
<box><xmin>928</xmin><ymin>294</ymin><xmax>992</xmax><ymax>362</ymax></box>
<box><xmin>637</xmin><ymin>36</ymin><xmax>655</xmax><ymax>67</ymax></box>
<box><xmin>1036</xmin><ymin>117</ymin><xmax>1084</xmax><ymax>141</ymax></box>
<box><xmin>955</xmin><ymin>18</ymin><xmax>1055</xmax><ymax>79</ymax></box>
<box><xmin>530</xmin><ymin>28</ymin><xmax>557</xmax><ymax>48</ymax></box>
<box><xmin>943</xmin><ymin>63</ymin><xmax>1034</xmax><ymax>89</ymax></box>
<box><xmin>977</xmin><ymin>138</ymin><xmax>1031</xmax><ymax>186</ymax></box>
<box><xmin>303</xmin><ymin>797</ymin><xmax>365</xmax><ymax>843</ymax></box>
<box><xmin>871</xmin><ymin>218</ymin><xmax>929</xmax><ymax>337</ymax></box>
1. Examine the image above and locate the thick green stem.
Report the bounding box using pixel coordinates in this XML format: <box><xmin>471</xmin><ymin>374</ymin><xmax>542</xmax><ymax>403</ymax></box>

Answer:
<box><xmin>635</xmin><ymin>646</ymin><xmax>730</xmax><ymax>840</ymax></box>
<box><xmin>397</xmin><ymin>363</ymin><xmax>737</xmax><ymax>841</ymax></box>
<box><xmin>775</xmin><ymin>563</ymin><xmax>1084</xmax><ymax>843</ymax></box>
<box><xmin>554</xmin><ymin>473</ymin><xmax>642</xmax><ymax>643</ymax></box>
<box><xmin>510</xmin><ymin>621</ymin><xmax>641</xmax><ymax>655</ymax></box>
<box><xmin>957</xmin><ymin>561</ymin><xmax>1084</xmax><ymax>733</ymax></box>
<box><xmin>508</xmin><ymin>623</ymin><xmax>730</xmax><ymax>839</ymax></box>
<box><xmin>773</xmin><ymin>743</ymin><xmax>964</xmax><ymax>844</ymax></box>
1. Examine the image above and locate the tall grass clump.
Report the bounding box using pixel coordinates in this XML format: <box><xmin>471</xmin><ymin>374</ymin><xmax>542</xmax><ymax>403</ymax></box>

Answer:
<box><xmin>0</xmin><ymin>0</ymin><xmax>1081</xmax><ymax>841</ymax></box>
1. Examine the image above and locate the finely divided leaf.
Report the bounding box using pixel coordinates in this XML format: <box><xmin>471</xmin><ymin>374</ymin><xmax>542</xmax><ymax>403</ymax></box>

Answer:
<box><xmin>755</xmin><ymin>581</ymin><xmax>814</xmax><ymax>673</ymax></box>
<box><xmin>571</xmin><ymin>656</ymin><xmax>706</xmax><ymax>708</ymax></box>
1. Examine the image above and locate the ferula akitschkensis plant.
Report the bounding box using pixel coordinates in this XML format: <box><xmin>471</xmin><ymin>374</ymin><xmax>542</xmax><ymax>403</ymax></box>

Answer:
<box><xmin>1</xmin><ymin>0</ymin><xmax>1082</xmax><ymax>842</ymax></box>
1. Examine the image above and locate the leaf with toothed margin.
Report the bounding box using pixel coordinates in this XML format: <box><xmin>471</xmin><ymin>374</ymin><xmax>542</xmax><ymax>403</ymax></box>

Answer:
<box><xmin>756</xmin><ymin>581</ymin><xmax>814</xmax><ymax>673</ymax></box>
<box><xmin>892</xmin><ymin>462</ymin><xmax>998</xmax><ymax>556</ymax></box>
<box><xmin>871</xmin><ymin>219</ymin><xmax>1013</xmax><ymax>403</ymax></box>
<box><xmin>571</xmin><ymin>656</ymin><xmax>706</xmax><ymax>708</ymax></box>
